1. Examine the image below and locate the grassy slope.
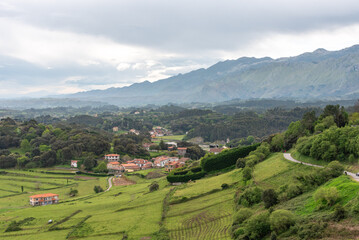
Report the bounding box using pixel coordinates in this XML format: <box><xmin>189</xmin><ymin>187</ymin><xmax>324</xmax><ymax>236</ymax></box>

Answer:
<box><xmin>1</xmin><ymin>153</ymin><xmax>359</xmax><ymax>239</ymax></box>
<box><xmin>291</xmin><ymin>150</ymin><xmax>359</xmax><ymax>173</ymax></box>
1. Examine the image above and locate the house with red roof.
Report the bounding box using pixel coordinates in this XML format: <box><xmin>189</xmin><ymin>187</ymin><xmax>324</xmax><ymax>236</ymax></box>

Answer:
<box><xmin>127</xmin><ymin>159</ymin><xmax>148</xmax><ymax>167</ymax></box>
<box><xmin>107</xmin><ymin>161</ymin><xmax>121</xmax><ymax>171</ymax></box>
<box><xmin>105</xmin><ymin>154</ymin><xmax>120</xmax><ymax>162</ymax></box>
<box><xmin>209</xmin><ymin>148</ymin><xmax>224</xmax><ymax>155</ymax></box>
<box><xmin>177</xmin><ymin>147</ymin><xmax>187</xmax><ymax>156</ymax></box>
<box><xmin>29</xmin><ymin>193</ymin><xmax>59</xmax><ymax>206</ymax></box>
<box><xmin>153</xmin><ymin>156</ymin><xmax>169</xmax><ymax>167</ymax></box>
<box><xmin>121</xmin><ymin>163</ymin><xmax>140</xmax><ymax>172</ymax></box>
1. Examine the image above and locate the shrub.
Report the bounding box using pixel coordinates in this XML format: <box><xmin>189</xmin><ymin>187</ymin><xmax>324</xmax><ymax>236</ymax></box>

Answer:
<box><xmin>201</xmin><ymin>144</ymin><xmax>259</xmax><ymax>172</ymax></box>
<box><xmin>166</xmin><ymin>171</ymin><xmax>206</xmax><ymax>183</ymax></box>
<box><xmin>333</xmin><ymin>205</ymin><xmax>346</xmax><ymax>221</ymax></box>
<box><xmin>242</xmin><ymin>167</ymin><xmax>252</xmax><ymax>181</ymax></box>
<box><xmin>236</xmin><ymin>158</ymin><xmax>246</xmax><ymax>168</ymax></box>
<box><xmin>297</xmin><ymin>221</ymin><xmax>327</xmax><ymax>240</ymax></box>
<box><xmin>233</xmin><ymin>208</ymin><xmax>253</xmax><ymax>225</ymax></box>
<box><xmin>262</xmin><ymin>189</ymin><xmax>278</xmax><ymax>209</ymax></box>
<box><xmin>314</xmin><ymin>187</ymin><xmax>339</xmax><ymax>207</ymax></box>
<box><xmin>244</xmin><ymin>212</ymin><xmax>271</xmax><ymax>240</ymax></box>
<box><xmin>5</xmin><ymin>221</ymin><xmax>21</xmax><ymax>232</ymax></box>
<box><xmin>149</xmin><ymin>182</ymin><xmax>159</xmax><ymax>192</ymax></box>
<box><xmin>93</xmin><ymin>185</ymin><xmax>104</xmax><ymax>193</ymax></box>
<box><xmin>286</xmin><ymin>183</ymin><xmax>304</xmax><ymax>199</ymax></box>
<box><xmin>327</xmin><ymin>161</ymin><xmax>344</xmax><ymax>178</ymax></box>
<box><xmin>221</xmin><ymin>183</ymin><xmax>229</xmax><ymax>190</ymax></box>
<box><xmin>239</xmin><ymin>187</ymin><xmax>263</xmax><ymax>207</ymax></box>
<box><xmin>69</xmin><ymin>188</ymin><xmax>78</xmax><ymax>197</ymax></box>
<box><xmin>270</xmin><ymin>209</ymin><xmax>295</xmax><ymax>234</ymax></box>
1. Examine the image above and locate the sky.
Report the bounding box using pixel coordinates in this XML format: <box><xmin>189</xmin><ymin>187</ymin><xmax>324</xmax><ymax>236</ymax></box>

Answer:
<box><xmin>1</xmin><ymin>0</ymin><xmax>359</xmax><ymax>98</ymax></box>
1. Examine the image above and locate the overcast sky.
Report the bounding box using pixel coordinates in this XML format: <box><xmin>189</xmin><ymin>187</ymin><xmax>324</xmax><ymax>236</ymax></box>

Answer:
<box><xmin>1</xmin><ymin>0</ymin><xmax>359</xmax><ymax>98</ymax></box>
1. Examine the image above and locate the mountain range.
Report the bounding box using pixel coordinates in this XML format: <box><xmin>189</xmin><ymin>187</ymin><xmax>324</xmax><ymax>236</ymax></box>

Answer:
<box><xmin>61</xmin><ymin>45</ymin><xmax>359</xmax><ymax>106</ymax></box>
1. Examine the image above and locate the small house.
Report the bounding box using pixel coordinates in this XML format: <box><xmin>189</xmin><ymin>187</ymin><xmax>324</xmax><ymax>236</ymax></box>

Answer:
<box><xmin>105</xmin><ymin>154</ymin><xmax>120</xmax><ymax>162</ymax></box>
<box><xmin>71</xmin><ymin>160</ymin><xmax>78</xmax><ymax>168</ymax></box>
<box><xmin>29</xmin><ymin>193</ymin><xmax>59</xmax><ymax>206</ymax></box>
<box><xmin>177</xmin><ymin>147</ymin><xmax>187</xmax><ymax>156</ymax></box>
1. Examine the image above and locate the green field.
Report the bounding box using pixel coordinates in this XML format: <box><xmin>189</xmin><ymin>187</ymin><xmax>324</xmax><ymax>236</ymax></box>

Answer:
<box><xmin>1</xmin><ymin>153</ymin><xmax>359</xmax><ymax>239</ymax></box>
<box><xmin>152</xmin><ymin>135</ymin><xmax>185</xmax><ymax>143</ymax></box>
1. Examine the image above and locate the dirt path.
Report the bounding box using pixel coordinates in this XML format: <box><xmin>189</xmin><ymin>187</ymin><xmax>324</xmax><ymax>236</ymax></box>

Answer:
<box><xmin>283</xmin><ymin>153</ymin><xmax>359</xmax><ymax>182</ymax></box>
<box><xmin>105</xmin><ymin>176</ymin><xmax>113</xmax><ymax>192</ymax></box>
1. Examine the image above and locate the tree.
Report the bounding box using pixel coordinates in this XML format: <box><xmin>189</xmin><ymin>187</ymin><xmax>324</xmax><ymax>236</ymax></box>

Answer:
<box><xmin>244</xmin><ymin>212</ymin><xmax>271</xmax><ymax>240</ymax></box>
<box><xmin>239</xmin><ymin>186</ymin><xmax>263</xmax><ymax>207</ymax></box>
<box><xmin>236</xmin><ymin>158</ymin><xmax>246</xmax><ymax>168</ymax></box>
<box><xmin>83</xmin><ymin>158</ymin><xmax>96</xmax><ymax>171</ymax></box>
<box><xmin>20</xmin><ymin>139</ymin><xmax>31</xmax><ymax>152</ymax></box>
<box><xmin>321</xmin><ymin>105</ymin><xmax>348</xmax><ymax>128</ymax></box>
<box><xmin>242</xmin><ymin>167</ymin><xmax>252</xmax><ymax>181</ymax></box>
<box><xmin>301</xmin><ymin>111</ymin><xmax>317</xmax><ymax>133</ymax></box>
<box><xmin>269</xmin><ymin>209</ymin><xmax>295</xmax><ymax>234</ymax></box>
<box><xmin>94</xmin><ymin>185</ymin><xmax>104</xmax><ymax>193</ymax></box>
<box><xmin>262</xmin><ymin>189</ymin><xmax>278</xmax><ymax>208</ymax></box>
<box><xmin>159</xmin><ymin>140</ymin><xmax>167</xmax><ymax>150</ymax></box>
<box><xmin>93</xmin><ymin>162</ymin><xmax>108</xmax><ymax>173</ymax></box>
<box><xmin>233</xmin><ymin>208</ymin><xmax>253</xmax><ymax>225</ymax></box>
<box><xmin>185</xmin><ymin>145</ymin><xmax>206</xmax><ymax>160</ymax></box>
<box><xmin>270</xmin><ymin>133</ymin><xmax>284</xmax><ymax>152</ymax></box>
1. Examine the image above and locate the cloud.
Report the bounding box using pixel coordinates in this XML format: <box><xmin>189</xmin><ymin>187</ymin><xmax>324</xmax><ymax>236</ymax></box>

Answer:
<box><xmin>0</xmin><ymin>0</ymin><xmax>359</xmax><ymax>98</ymax></box>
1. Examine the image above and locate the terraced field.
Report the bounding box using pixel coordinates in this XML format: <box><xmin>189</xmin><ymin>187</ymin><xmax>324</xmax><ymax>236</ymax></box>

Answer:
<box><xmin>166</xmin><ymin>189</ymin><xmax>234</xmax><ymax>240</ymax></box>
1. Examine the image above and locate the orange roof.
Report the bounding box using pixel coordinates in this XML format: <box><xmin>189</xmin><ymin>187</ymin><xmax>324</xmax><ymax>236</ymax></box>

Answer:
<box><xmin>105</xmin><ymin>154</ymin><xmax>120</xmax><ymax>157</ymax></box>
<box><xmin>177</xmin><ymin>147</ymin><xmax>187</xmax><ymax>150</ymax></box>
<box><xmin>30</xmin><ymin>193</ymin><xmax>58</xmax><ymax>198</ymax></box>
<box><xmin>109</xmin><ymin>161</ymin><xmax>120</xmax><ymax>165</ymax></box>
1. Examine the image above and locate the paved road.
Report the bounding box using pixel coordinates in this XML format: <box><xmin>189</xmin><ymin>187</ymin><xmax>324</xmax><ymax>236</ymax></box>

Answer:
<box><xmin>283</xmin><ymin>153</ymin><xmax>359</xmax><ymax>182</ymax></box>
<box><xmin>105</xmin><ymin>176</ymin><xmax>113</xmax><ymax>192</ymax></box>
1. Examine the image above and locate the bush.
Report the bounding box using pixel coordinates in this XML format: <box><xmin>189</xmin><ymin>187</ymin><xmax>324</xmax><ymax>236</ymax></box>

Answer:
<box><xmin>286</xmin><ymin>183</ymin><xmax>304</xmax><ymax>199</ymax></box>
<box><xmin>221</xmin><ymin>183</ymin><xmax>229</xmax><ymax>190</ymax></box>
<box><xmin>166</xmin><ymin>171</ymin><xmax>206</xmax><ymax>183</ymax></box>
<box><xmin>233</xmin><ymin>208</ymin><xmax>253</xmax><ymax>225</ymax></box>
<box><xmin>270</xmin><ymin>209</ymin><xmax>295</xmax><ymax>234</ymax></box>
<box><xmin>327</xmin><ymin>161</ymin><xmax>344</xmax><ymax>178</ymax></box>
<box><xmin>314</xmin><ymin>187</ymin><xmax>339</xmax><ymax>207</ymax></box>
<box><xmin>244</xmin><ymin>212</ymin><xmax>271</xmax><ymax>239</ymax></box>
<box><xmin>149</xmin><ymin>182</ymin><xmax>159</xmax><ymax>192</ymax></box>
<box><xmin>5</xmin><ymin>221</ymin><xmax>21</xmax><ymax>232</ymax></box>
<box><xmin>242</xmin><ymin>167</ymin><xmax>252</xmax><ymax>181</ymax></box>
<box><xmin>93</xmin><ymin>185</ymin><xmax>104</xmax><ymax>193</ymax></box>
<box><xmin>239</xmin><ymin>187</ymin><xmax>263</xmax><ymax>207</ymax></box>
<box><xmin>297</xmin><ymin>221</ymin><xmax>327</xmax><ymax>240</ymax></box>
<box><xmin>201</xmin><ymin>144</ymin><xmax>259</xmax><ymax>172</ymax></box>
<box><xmin>262</xmin><ymin>189</ymin><xmax>278</xmax><ymax>209</ymax></box>
<box><xmin>333</xmin><ymin>205</ymin><xmax>346</xmax><ymax>221</ymax></box>
<box><xmin>69</xmin><ymin>188</ymin><xmax>78</xmax><ymax>197</ymax></box>
<box><xmin>236</xmin><ymin>158</ymin><xmax>246</xmax><ymax>168</ymax></box>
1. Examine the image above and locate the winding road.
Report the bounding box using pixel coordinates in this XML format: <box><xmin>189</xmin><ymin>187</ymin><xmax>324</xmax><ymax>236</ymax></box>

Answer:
<box><xmin>283</xmin><ymin>153</ymin><xmax>359</xmax><ymax>182</ymax></box>
<box><xmin>105</xmin><ymin>176</ymin><xmax>113</xmax><ymax>192</ymax></box>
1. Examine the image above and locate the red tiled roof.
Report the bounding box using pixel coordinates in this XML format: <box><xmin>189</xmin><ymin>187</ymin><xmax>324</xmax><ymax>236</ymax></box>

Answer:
<box><xmin>177</xmin><ymin>147</ymin><xmax>187</xmax><ymax>150</ymax></box>
<box><xmin>210</xmin><ymin>148</ymin><xmax>223</xmax><ymax>153</ymax></box>
<box><xmin>108</xmin><ymin>162</ymin><xmax>120</xmax><ymax>165</ymax></box>
<box><xmin>105</xmin><ymin>154</ymin><xmax>120</xmax><ymax>157</ymax></box>
<box><xmin>30</xmin><ymin>193</ymin><xmax>58</xmax><ymax>198</ymax></box>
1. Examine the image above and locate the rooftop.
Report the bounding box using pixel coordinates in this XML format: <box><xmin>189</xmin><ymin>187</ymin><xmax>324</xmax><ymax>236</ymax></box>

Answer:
<box><xmin>30</xmin><ymin>193</ymin><xmax>58</xmax><ymax>198</ymax></box>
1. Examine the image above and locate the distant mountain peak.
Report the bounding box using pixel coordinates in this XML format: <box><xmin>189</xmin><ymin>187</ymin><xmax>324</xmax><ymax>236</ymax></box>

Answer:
<box><xmin>65</xmin><ymin>44</ymin><xmax>359</xmax><ymax>106</ymax></box>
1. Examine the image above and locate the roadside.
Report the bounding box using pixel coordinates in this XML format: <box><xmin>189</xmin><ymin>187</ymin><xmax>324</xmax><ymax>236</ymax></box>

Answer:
<box><xmin>283</xmin><ymin>153</ymin><xmax>359</xmax><ymax>182</ymax></box>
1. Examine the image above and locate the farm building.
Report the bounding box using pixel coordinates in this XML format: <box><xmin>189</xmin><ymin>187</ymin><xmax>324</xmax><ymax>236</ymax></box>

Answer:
<box><xmin>29</xmin><ymin>193</ymin><xmax>59</xmax><ymax>206</ymax></box>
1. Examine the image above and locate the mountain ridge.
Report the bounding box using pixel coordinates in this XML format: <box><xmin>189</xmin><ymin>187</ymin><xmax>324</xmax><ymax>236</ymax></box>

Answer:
<box><xmin>63</xmin><ymin>44</ymin><xmax>359</xmax><ymax>106</ymax></box>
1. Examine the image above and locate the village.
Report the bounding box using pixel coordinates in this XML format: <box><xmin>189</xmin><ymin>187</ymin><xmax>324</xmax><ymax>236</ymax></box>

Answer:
<box><xmin>28</xmin><ymin>126</ymin><xmax>227</xmax><ymax>207</ymax></box>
